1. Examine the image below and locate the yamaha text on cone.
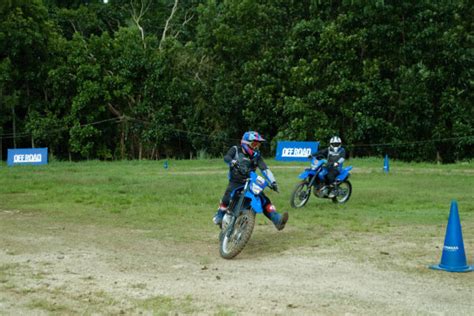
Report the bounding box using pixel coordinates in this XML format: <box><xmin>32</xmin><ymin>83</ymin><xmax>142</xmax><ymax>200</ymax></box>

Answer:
<box><xmin>430</xmin><ymin>200</ymin><xmax>473</xmax><ymax>272</ymax></box>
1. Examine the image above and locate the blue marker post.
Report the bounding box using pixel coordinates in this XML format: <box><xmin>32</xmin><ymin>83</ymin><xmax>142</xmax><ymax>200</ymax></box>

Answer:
<box><xmin>383</xmin><ymin>154</ymin><xmax>390</xmax><ymax>173</ymax></box>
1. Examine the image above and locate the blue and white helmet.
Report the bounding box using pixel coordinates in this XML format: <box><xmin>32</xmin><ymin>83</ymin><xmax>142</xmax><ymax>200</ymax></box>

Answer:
<box><xmin>330</xmin><ymin>136</ymin><xmax>342</xmax><ymax>151</ymax></box>
<box><xmin>241</xmin><ymin>131</ymin><xmax>265</xmax><ymax>156</ymax></box>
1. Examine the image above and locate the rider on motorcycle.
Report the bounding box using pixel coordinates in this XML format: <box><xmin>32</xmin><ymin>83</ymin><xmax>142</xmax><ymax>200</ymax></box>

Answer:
<box><xmin>311</xmin><ymin>136</ymin><xmax>346</xmax><ymax>198</ymax></box>
<box><xmin>213</xmin><ymin>131</ymin><xmax>289</xmax><ymax>230</ymax></box>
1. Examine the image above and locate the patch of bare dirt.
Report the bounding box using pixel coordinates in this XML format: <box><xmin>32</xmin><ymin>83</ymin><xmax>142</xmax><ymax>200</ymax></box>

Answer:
<box><xmin>1</xmin><ymin>210</ymin><xmax>473</xmax><ymax>315</ymax></box>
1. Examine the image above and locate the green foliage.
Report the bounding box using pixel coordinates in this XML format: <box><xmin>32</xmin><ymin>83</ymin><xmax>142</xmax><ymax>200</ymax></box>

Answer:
<box><xmin>0</xmin><ymin>0</ymin><xmax>472</xmax><ymax>161</ymax></box>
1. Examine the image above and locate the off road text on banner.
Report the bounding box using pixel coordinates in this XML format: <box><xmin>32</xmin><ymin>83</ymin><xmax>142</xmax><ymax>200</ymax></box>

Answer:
<box><xmin>7</xmin><ymin>148</ymin><xmax>48</xmax><ymax>166</ymax></box>
<box><xmin>275</xmin><ymin>141</ymin><xmax>319</xmax><ymax>162</ymax></box>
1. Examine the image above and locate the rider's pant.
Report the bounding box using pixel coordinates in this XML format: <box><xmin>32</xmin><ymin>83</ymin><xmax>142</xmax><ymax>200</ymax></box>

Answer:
<box><xmin>220</xmin><ymin>180</ymin><xmax>245</xmax><ymax>207</ymax></box>
<box><xmin>263</xmin><ymin>200</ymin><xmax>285</xmax><ymax>227</ymax></box>
<box><xmin>326</xmin><ymin>166</ymin><xmax>340</xmax><ymax>185</ymax></box>
<box><xmin>263</xmin><ymin>202</ymin><xmax>277</xmax><ymax>220</ymax></box>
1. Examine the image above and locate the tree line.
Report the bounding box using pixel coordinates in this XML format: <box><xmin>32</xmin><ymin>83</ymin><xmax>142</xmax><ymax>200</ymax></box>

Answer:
<box><xmin>1</xmin><ymin>0</ymin><xmax>472</xmax><ymax>162</ymax></box>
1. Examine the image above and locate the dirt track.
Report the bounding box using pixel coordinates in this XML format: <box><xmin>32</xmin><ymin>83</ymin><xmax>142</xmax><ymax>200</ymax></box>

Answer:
<box><xmin>1</xmin><ymin>209</ymin><xmax>474</xmax><ymax>315</ymax></box>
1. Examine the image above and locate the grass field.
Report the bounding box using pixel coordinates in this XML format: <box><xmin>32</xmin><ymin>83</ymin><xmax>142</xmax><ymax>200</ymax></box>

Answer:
<box><xmin>1</xmin><ymin>158</ymin><xmax>473</xmax><ymax>314</ymax></box>
<box><xmin>1</xmin><ymin>158</ymin><xmax>473</xmax><ymax>239</ymax></box>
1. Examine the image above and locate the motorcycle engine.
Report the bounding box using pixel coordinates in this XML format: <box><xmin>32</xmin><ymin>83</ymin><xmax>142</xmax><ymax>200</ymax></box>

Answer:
<box><xmin>315</xmin><ymin>185</ymin><xmax>328</xmax><ymax>198</ymax></box>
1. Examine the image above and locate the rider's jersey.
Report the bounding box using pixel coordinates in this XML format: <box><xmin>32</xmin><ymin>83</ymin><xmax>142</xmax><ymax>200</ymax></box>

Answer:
<box><xmin>316</xmin><ymin>147</ymin><xmax>346</xmax><ymax>165</ymax></box>
<box><xmin>224</xmin><ymin>145</ymin><xmax>268</xmax><ymax>183</ymax></box>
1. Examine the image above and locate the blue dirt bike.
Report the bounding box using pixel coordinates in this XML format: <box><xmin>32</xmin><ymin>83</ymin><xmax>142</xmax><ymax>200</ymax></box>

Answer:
<box><xmin>290</xmin><ymin>157</ymin><xmax>353</xmax><ymax>208</ymax></box>
<box><xmin>219</xmin><ymin>159</ymin><xmax>278</xmax><ymax>259</ymax></box>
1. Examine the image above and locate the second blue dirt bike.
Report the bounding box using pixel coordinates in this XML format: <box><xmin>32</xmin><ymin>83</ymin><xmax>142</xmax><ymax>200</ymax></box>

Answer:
<box><xmin>290</xmin><ymin>157</ymin><xmax>353</xmax><ymax>208</ymax></box>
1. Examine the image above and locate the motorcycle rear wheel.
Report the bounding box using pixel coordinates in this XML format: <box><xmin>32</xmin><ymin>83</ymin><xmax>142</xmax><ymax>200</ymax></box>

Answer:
<box><xmin>290</xmin><ymin>181</ymin><xmax>311</xmax><ymax>208</ymax></box>
<box><xmin>219</xmin><ymin>209</ymin><xmax>256</xmax><ymax>259</ymax></box>
<box><xmin>331</xmin><ymin>180</ymin><xmax>352</xmax><ymax>204</ymax></box>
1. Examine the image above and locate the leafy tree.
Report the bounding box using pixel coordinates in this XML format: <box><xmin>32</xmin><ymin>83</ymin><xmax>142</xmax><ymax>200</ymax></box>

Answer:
<box><xmin>1</xmin><ymin>0</ymin><xmax>472</xmax><ymax>161</ymax></box>
<box><xmin>0</xmin><ymin>0</ymin><xmax>60</xmax><ymax>152</ymax></box>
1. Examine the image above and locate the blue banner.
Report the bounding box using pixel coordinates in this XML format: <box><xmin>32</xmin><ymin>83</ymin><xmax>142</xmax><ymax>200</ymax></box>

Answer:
<box><xmin>7</xmin><ymin>148</ymin><xmax>48</xmax><ymax>166</ymax></box>
<box><xmin>275</xmin><ymin>141</ymin><xmax>319</xmax><ymax>162</ymax></box>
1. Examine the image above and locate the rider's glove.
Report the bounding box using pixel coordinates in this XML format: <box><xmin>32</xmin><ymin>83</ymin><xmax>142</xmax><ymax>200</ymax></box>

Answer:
<box><xmin>230</xmin><ymin>159</ymin><xmax>238</xmax><ymax>168</ymax></box>
<box><xmin>333</xmin><ymin>162</ymin><xmax>339</xmax><ymax>167</ymax></box>
<box><xmin>308</xmin><ymin>154</ymin><xmax>313</xmax><ymax>159</ymax></box>
<box><xmin>272</xmin><ymin>182</ymin><xmax>279</xmax><ymax>193</ymax></box>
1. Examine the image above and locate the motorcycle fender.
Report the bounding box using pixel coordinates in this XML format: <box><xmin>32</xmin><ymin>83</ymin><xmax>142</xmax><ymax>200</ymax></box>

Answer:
<box><xmin>244</xmin><ymin>191</ymin><xmax>264</xmax><ymax>213</ymax></box>
<box><xmin>336</xmin><ymin>166</ymin><xmax>352</xmax><ymax>181</ymax></box>
<box><xmin>298</xmin><ymin>169</ymin><xmax>315</xmax><ymax>180</ymax></box>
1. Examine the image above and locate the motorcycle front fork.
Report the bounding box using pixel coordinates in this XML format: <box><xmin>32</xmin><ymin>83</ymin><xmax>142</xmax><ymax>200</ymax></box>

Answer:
<box><xmin>307</xmin><ymin>175</ymin><xmax>319</xmax><ymax>188</ymax></box>
<box><xmin>225</xmin><ymin>186</ymin><xmax>248</xmax><ymax>237</ymax></box>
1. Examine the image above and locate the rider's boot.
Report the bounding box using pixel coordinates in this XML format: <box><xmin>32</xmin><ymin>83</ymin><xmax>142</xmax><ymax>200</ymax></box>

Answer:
<box><xmin>275</xmin><ymin>212</ymin><xmax>289</xmax><ymax>231</ymax></box>
<box><xmin>264</xmin><ymin>204</ymin><xmax>289</xmax><ymax>231</ymax></box>
<box><xmin>213</xmin><ymin>203</ymin><xmax>228</xmax><ymax>226</ymax></box>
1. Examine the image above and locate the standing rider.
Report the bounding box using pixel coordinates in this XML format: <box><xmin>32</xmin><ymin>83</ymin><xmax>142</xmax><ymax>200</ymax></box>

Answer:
<box><xmin>213</xmin><ymin>131</ymin><xmax>289</xmax><ymax>231</ymax></box>
<box><xmin>313</xmin><ymin>136</ymin><xmax>346</xmax><ymax>198</ymax></box>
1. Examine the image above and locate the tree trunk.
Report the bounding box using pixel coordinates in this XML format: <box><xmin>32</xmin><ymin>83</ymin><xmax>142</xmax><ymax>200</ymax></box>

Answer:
<box><xmin>11</xmin><ymin>104</ymin><xmax>16</xmax><ymax>148</ymax></box>
<box><xmin>27</xmin><ymin>83</ymin><xmax>31</xmax><ymax>148</ymax></box>
<box><xmin>139</xmin><ymin>141</ymin><xmax>143</xmax><ymax>160</ymax></box>
<box><xmin>121</xmin><ymin>121</ymin><xmax>126</xmax><ymax>160</ymax></box>
<box><xmin>160</xmin><ymin>0</ymin><xmax>179</xmax><ymax>50</ymax></box>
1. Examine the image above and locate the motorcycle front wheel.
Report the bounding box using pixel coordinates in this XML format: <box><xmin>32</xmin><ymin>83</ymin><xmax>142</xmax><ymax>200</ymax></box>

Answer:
<box><xmin>331</xmin><ymin>180</ymin><xmax>352</xmax><ymax>204</ymax></box>
<box><xmin>219</xmin><ymin>209</ymin><xmax>256</xmax><ymax>259</ymax></box>
<box><xmin>290</xmin><ymin>181</ymin><xmax>311</xmax><ymax>208</ymax></box>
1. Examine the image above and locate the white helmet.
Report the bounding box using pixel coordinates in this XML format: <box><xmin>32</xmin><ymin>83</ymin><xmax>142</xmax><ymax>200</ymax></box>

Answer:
<box><xmin>330</xmin><ymin>136</ymin><xmax>342</xmax><ymax>151</ymax></box>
